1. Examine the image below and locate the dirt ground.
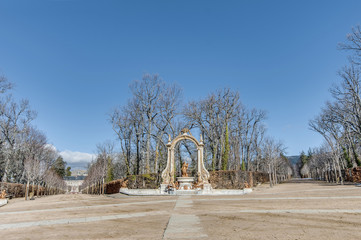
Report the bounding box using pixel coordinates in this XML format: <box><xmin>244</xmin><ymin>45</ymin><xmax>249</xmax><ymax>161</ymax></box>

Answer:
<box><xmin>1</xmin><ymin>180</ymin><xmax>361</xmax><ymax>240</ymax></box>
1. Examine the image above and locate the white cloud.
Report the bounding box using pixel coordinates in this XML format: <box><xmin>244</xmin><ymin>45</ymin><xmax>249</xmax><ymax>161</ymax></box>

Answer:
<box><xmin>45</xmin><ymin>144</ymin><xmax>57</xmax><ymax>152</ymax></box>
<box><xmin>60</xmin><ymin>150</ymin><xmax>96</xmax><ymax>163</ymax></box>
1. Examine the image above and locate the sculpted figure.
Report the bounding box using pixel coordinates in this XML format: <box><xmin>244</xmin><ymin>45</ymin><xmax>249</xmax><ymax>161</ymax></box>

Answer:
<box><xmin>0</xmin><ymin>190</ymin><xmax>6</xmax><ymax>199</ymax></box>
<box><xmin>121</xmin><ymin>179</ymin><xmax>128</xmax><ymax>188</ymax></box>
<box><xmin>168</xmin><ymin>181</ymin><xmax>176</xmax><ymax>189</ymax></box>
<box><xmin>181</xmin><ymin>128</ymin><xmax>191</xmax><ymax>135</ymax></box>
<box><xmin>181</xmin><ymin>162</ymin><xmax>189</xmax><ymax>177</ymax></box>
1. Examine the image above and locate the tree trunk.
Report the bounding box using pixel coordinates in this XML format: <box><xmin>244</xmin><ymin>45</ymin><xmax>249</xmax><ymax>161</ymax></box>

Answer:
<box><xmin>102</xmin><ymin>177</ymin><xmax>105</xmax><ymax>195</ymax></box>
<box><xmin>1</xmin><ymin>154</ymin><xmax>12</xmax><ymax>183</ymax></box>
<box><xmin>336</xmin><ymin>158</ymin><xmax>344</xmax><ymax>185</ymax></box>
<box><xmin>136</xmin><ymin>136</ymin><xmax>141</xmax><ymax>175</ymax></box>
<box><xmin>25</xmin><ymin>180</ymin><xmax>29</xmax><ymax>200</ymax></box>
<box><xmin>154</xmin><ymin>141</ymin><xmax>159</xmax><ymax>173</ymax></box>
<box><xmin>32</xmin><ymin>181</ymin><xmax>35</xmax><ymax>196</ymax></box>
<box><xmin>37</xmin><ymin>184</ymin><xmax>40</xmax><ymax>197</ymax></box>
<box><xmin>146</xmin><ymin>120</ymin><xmax>151</xmax><ymax>174</ymax></box>
<box><xmin>212</xmin><ymin>145</ymin><xmax>217</xmax><ymax>171</ymax></box>
<box><xmin>268</xmin><ymin>164</ymin><xmax>273</xmax><ymax>188</ymax></box>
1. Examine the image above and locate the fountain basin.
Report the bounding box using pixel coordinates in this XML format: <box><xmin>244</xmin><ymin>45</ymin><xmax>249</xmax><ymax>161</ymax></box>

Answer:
<box><xmin>176</xmin><ymin>177</ymin><xmax>194</xmax><ymax>190</ymax></box>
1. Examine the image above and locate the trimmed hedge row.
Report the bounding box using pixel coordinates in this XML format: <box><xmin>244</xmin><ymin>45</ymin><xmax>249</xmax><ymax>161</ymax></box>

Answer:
<box><xmin>0</xmin><ymin>182</ymin><xmax>65</xmax><ymax>198</ymax></box>
<box><xmin>209</xmin><ymin>170</ymin><xmax>269</xmax><ymax>189</ymax></box>
<box><xmin>0</xmin><ymin>182</ymin><xmax>44</xmax><ymax>198</ymax></box>
<box><xmin>343</xmin><ymin>167</ymin><xmax>361</xmax><ymax>183</ymax></box>
<box><xmin>102</xmin><ymin>173</ymin><xmax>161</xmax><ymax>194</ymax></box>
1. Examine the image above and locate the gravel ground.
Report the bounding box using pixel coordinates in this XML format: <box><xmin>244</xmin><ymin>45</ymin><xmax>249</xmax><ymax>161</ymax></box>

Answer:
<box><xmin>1</xmin><ymin>180</ymin><xmax>361</xmax><ymax>240</ymax></box>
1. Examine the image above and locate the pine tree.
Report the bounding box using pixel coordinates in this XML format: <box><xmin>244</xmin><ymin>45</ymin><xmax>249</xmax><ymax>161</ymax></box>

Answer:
<box><xmin>52</xmin><ymin>156</ymin><xmax>66</xmax><ymax>178</ymax></box>
<box><xmin>66</xmin><ymin>166</ymin><xmax>72</xmax><ymax>177</ymax></box>
<box><xmin>298</xmin><ymin>151</ymin><xmax>308</xmax><ymax>177</ymax></box>
<box><xmin>241</xmin><ymin>160</ymin><xmax>246</xmax><ymax>171</ymax></box>
<box><xmin>300</xmin><ymin>151</ymin><xmax>307</xmax><ymax>165</ymax></box>
<box><xmin>307</xmin><ymin>148</ymin><xmax>313</xmax><ymax>161</ymax></box>
<box><xmin>106</xmin><ymin>156</ymin><xmax>114</xmax><ymax>182</ymax></box>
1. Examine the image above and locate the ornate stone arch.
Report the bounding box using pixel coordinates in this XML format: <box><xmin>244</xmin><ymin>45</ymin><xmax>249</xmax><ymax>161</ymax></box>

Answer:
<box><xmin>161</xmin><ymin>131</ymin><xmax>210</xmax><ymax>185</ymax></box>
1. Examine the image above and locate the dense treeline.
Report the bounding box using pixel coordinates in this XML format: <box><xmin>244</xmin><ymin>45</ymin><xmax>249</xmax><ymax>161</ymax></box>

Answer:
<box><xmin>0</xmin><ymin>76</ymin><xmax>66</xmax><ymax>198</ymax></box>
<box><xmin>82</xmin><ymin>74</ymin><xmax>292</xmax><ymax>191</ymax></box>
<box><xmin>302</xmin><ymin>25</ymin><xmax>361</xmax><ymax>184</ymax></box>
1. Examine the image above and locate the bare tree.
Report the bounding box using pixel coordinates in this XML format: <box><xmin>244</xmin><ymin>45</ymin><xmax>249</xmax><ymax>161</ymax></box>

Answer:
<box><xmin>308</xmin><ymin>26</ymin><xmax>361</xmax><ymax>183</ymax></box>
<box><xmin>339</xmin><ymin>25</ymin><xmax>361</xmax><ymax>65</ymax></box>
<box><xmin>0</xmin><ymin>96</ymin><xmax>36</xmax><ymax>182</ymax></box>
<box><xmin>0</xmin><ymin>75</ymin><xmax>12</xmax><ymax>94</ymax></box>
<box><xmin>44</xmin><ymin>170</ymin><xmax>66</xmax><ymax>195</ymax></box>
<box><xmin>309</xmin><ymin>105</ymin><xmax>344</xmax><ymax>184</ymax></box>
<box><xmin>22</xmin><ymin>127</ymin><xmax>57</xmax><ymax>199</ymax></box>
<box><xmin>129</xmin><ymin>74</ymin><xmax>163</xmax><ymax>174</ymax></box>
<box><xmin>105</xmin><ymin>75</ymin><xmax>289</xmax><ymax>185</ymax></box>
<box><xmin>109</xmin><ymin>75</ymin><xmax>182</xmax><ymax>176</ymax></box>
<box><xmin>183</xmin><ymin>88</ymin><xmax>241</xmax><ymax>171</ymax></box>
<box><xmin>261</xmin><ymin>137</ymin><xmax>286</xmax><ymax>187</ymax></box>
<box><xmin>240</xmin><ymin>108</ymin><xmax>267</xmax><ymax>171</ymax></box>
<box><xmin>0</xmin><ymin>75</ymin><xmax>64</xmax><ymax>197</ymax></box>
<box><xmin>109</xmin><ymin>106</ymin><xmax>133</xmax><ymax>176</ymax></box>
<box><xmin>129</xmin><ymin>97</ymin><xmax>145</xmax><ymax>175</ymax></box>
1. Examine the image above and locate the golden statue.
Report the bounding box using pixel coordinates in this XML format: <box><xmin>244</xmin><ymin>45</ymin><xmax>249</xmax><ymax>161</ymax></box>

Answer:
<box><xmin>121</xmin><ymin>179</ymin><xmax>128</xmax><ymax>188</ymax></box>
<box><xmin>181</xmin><ymin>162</ymin><xmax>189</xmax><ymax>177</ymax></box>
<box><xmin>181</xmin><ymin>128</ymin><xmax>192</xmax><ymax>135</ymax></box>
<box><xmin>0</xmin><ymin>190</ymin><xmax>7</xmax><ymax>199</ymax></box>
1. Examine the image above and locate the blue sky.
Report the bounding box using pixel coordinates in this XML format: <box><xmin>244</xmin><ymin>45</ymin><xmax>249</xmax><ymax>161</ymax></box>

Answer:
<box><xmin>0</xmin><ymin>0</ymin><xmax>360</xmax><ymax>166</ymax></box>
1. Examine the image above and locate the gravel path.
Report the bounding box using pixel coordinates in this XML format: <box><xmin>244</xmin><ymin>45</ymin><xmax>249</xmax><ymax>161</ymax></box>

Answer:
<box><xmin>163</xmin><ymin>196</ymin><xmax>208</xmax><ymax>239</ymax></box>
<box><xmin>1</xmin><ymin>180</ymin><xmax>361</xmax><ymax>239</ymax></box>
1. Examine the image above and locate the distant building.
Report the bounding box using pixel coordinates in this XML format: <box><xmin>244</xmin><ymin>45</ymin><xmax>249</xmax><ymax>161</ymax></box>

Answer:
<box><xmin>71</xmin><ymin>169</ymin><xmax>88</xmax><ymax>177</ymax></box>
<box><xmin>64</xmin><ymin>175</ymin><xmax>86</xmax><ymax>193</ymax></box>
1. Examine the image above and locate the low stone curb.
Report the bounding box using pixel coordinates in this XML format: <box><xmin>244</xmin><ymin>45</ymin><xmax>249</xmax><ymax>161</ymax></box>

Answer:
<box><xmin>119</xmin><ymin>188</ymin><xmax>253</xmax><ymax>196</ymax></box>
<box><xmin>0</xmin><ymin>199</ymin><xmax>8</xmax><ymax>207</ymax></box>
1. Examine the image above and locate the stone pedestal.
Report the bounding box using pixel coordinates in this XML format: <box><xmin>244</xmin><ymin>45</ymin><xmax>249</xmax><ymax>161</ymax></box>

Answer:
<box><xmin>202</xmin><ymin>183</ymin><xmax>212</xmax><ymax>193</ymax></box>
<box><xmin>160</xmin><ymin>184</ymin><xmax>169</xmax><ymax>194</ymax></box>
<box><xmin>0</xmin><ymin>199</ymin><xmax>8</xmax><ymax>207</ymax></box>
<box><xmin>177</xmin><ymin>177</ymin><xmax>194</xmax><ymax>190</ymax></box>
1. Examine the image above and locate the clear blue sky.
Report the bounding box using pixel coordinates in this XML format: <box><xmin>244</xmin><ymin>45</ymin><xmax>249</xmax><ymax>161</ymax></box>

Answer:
<box><xmin>0</xmin><ymin>0</ymin><xmax>360</xmax><ymax>165</ymax></box>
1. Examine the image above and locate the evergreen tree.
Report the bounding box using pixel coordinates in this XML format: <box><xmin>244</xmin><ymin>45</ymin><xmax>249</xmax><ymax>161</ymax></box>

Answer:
<box><xmin>241</xmin><ymin>160</ymin><xmax>246</xmax><ymax>171</ymax></box>
<box><xmin>298</xmin><ymin>151</ymin><xmax>308</xmax><ymax>177</ymax></box>
<box><xmin>307</xmin><ymin>148</ymin><xmax>313</xmax><ymax>161</ymax></box>
<box><xmin>300</xmin><ymin>151</ymin><xmax>307</xmax><ymax>165</ymax></box>
<box><xmin>106</xmin><ymin>156</ymin><xmax>114</xmax><ymax>182</ymax></box>
<box><xmin>342</xmin><ymin>147</ymin><xmax>353</xmax><ymax>168</ymax></box>
<box><xmin>66</xmin><ymin>166</ymin><xmax>72</xmax><ymax>177</ymax></box>
<box><xmin>52</xmin><ymin>156</ymin><xmax>66</xmax><ymax>178</ymax></box>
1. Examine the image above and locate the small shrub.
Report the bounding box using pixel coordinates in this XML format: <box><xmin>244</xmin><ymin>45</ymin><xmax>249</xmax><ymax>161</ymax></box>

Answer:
<box><xmin>142</xmin><ymin>174</ymin><xmax>155</xmax><ymax>181</ymax></box>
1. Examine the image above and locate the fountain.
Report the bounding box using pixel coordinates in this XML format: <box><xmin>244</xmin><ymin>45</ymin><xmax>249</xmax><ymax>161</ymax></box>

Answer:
<box><xmin>119</xmin><ymin>129</ymin><xmax>252</xmax><ymax>196</ymax></box>
<box><xmin>159</xmin><ymin>129</ymin><xmax>212</xmax><ymax>195</ymax></box>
